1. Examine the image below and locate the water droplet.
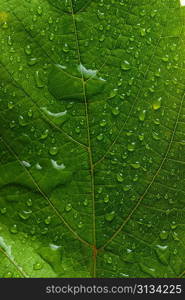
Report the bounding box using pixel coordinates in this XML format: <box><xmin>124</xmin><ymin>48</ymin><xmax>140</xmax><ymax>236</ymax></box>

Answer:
<box><xmin>140</xmin><ymin>28</ymin><xmax>146</xmax><ymax>36</ymax></box>
<box><xmin>27</xmin><ymin>57</ymin><xmax>38</xmax><ymax>66</ymax></box>
<box><xmin>63</xmin><ymin>43</ymin><xmax>69</xmax><ymax>53</ymax></box>
<box><xmin>116</xmin><ymin>173</ymin><xmax>124</xmax><ymax>183</ymax></box>
<box><xmin>162</xmin><ymin>55</ymin><xmax>169</xmax><ymax>62</ymax></box>
<box><xmin>155</xmin><ymin>245</ymin><xmax>169</xmax><ymax>265</ymax></box>
<box><xmin>28</xmin><ymin>109</ymin><xmax>33</xmax><ymax>118</ymax></box>
<box><xmin>45</xmin><ymin>216</ymin><xmax>51</xmax><ymax>225</ymax></box>
<box><xmin>65</xmin><ymin>203</ymin><xmax>72</xmax><ymax>212</ymax></box>
<box><xmin>33</xmin><ymin>262</ymin><xmax>43</xmax><ymax>270</ymax></box>
<box><xmin>139</xmin><ymin>110</ymin><xmax>146</xmax><ymax>121</ymax></box>
<box><xmin>100</xmin><ymin>120</ymin><xmax>107</xmax><ymax>127</ymax></box>
<box><xmin>49</xmin><ymin>146</ymin><xmax>58</xmax><ymax>156</ymax></box>
<box><xmin>83</xmin><ymin>199</ymin><xmax>88</xmax><ymax>206</ymax></box>
<box><xmin>18</xmin><ymin>210</ymin><xmax>32</xmax><ymax>220</ymax></box>
<box><xmin>138</xmin><ymin>133</ymin><xmax>144</xmax><ymax>141</ymax></box>
<box><xmin>152</xmin><ymin>131</ymin><xmax>160</xmax><ymax>140</ymax></box>
<box><xmin>0</xmin><ymin>207</ymin><xmax>7</xmax><ymax>214</ymax></box>
<box><xmin>48</xmin><ymin>63</ymin><xmax>106</xmax><ymax>101</ymax></box>
<box><xmin>25</xmin><ymin>45</ymin><xmax>32</xmax><ymax>55</ymax></box>
<box><xmin>109</xmin><ymin>89</ymin><xmax>118</xmax><ymax>98</ymax></box>
<box><xmin>8</xmin><ymin>101</ymin><xmax>14</xmax><ymax>109</ymax></box>
<box><xmin>40</xmin><ymin>129</ymin><xmax>49</xmax><ymax>140</ymax></box>
<box><xmin>10</xmin><ymin>224</ymin><xmax>18</xmax><ymax>234</ymax></box>
<box><xmin>35</xmin><ymin>70</ymin><xmax>45</xmax><ymax>88</ymax></box>
<box><xmin>107</xmin><ymin>256</ymin><xmax>112</xmax><ymax>264</ymax></box>
<box><xmin>123</xmin><ymin>185</ymin><xmax>132</xmax><ymax>191</ymax></box>
<box><xmin>171</xmin><ymin>221</ymin><xmax>177</xmax><ymax>230</ymax></box>
<box><xmin>37</xmin><ymin>6</ymin><xmax>43</xmax><ymax>15</ymax></box>
<box><xmin>49</xmin><ymin>33</ymin><xmax>54</xmax><ymax>41</ymax></box>
<box><xmin>7</xmin><ymin>35</ymin><xmax>12</xmax><ymax>46</ymax></box>
<box><xmin>122</xmin><ymin>152</ymin><xmax>128</xmax><ymax>160</ymax></box>
<box><xmin>105</xmin><ymin>211</ymin><xmax>115</xmax><ymax>222</ymax></box>
<box><xmin>3</xmin><ymin>272</ymin><xmax>12</xmax><ymax>278</ymax></box>
<box><xmin>26</xmin><ymin>199</ymin><xmax>32</xmax><ymax>207</ymax></box>
<box><xmin>121</xmin><ymin>60</ymin><xmax>131</xmax><ymax>71</ymax></box>
<box><xmin>112</xmin><ymin>107</ymin><xmax>120</xmax><ymax>116</ymax></box>
<box><xmin>103</xmin><ymin>195</ymin><xmax>109</xmax><ymax>203</ymax></box>
<box><xmin>2</xmin><ymin>21</ymin><xmax>9</xmax><ymax>29</ymax></box>
<box><xmin>127</xmin><ymin>142</ymin><xmax>136</xmax><ymax>152</ymax></box>
<box><xmin>152</xmin><ymin>97</ymin><xmax>162</xmax><ymax>110</ymax></box>
<box><xmin>48</xmin><ymin>17</ymin><xmax>53</xmax><ymax>24</ymax></box>
<box><xmin>97</xmin><ymin>133</ymin><xmax>104</xmax><ymax>141</ymax></box>
<box><xmin>139</xmin><ymin>263</ymin><xmax>157</xmax><ymax>277</ymax></box>
<box><xmin>131</xmin><ymin>162</ymin><xmax>140</xmax><ymax>169</ymax></box>
<box><xmin>78</xmin><ymin>221</ymin><xmax>83</xmax><ymax>228</ymax></box>
<box><xmin>19</xmin><ymin>115</ymin><xmax>27</xmax><ymax>127</ymax></box>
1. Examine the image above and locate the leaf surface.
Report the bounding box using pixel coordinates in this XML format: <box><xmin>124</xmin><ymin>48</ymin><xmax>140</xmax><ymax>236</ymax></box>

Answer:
<box><xmin>0</xmin><ymin>0</ymin><xmax>185</xmax><ymax>278</ymax></box>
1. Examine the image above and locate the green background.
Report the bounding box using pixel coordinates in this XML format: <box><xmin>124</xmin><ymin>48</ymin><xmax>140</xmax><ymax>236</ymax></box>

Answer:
<box><xmin>0</xmin><ymin>0</ymin><xmax>185</xmax><ymax>277</ymax></box>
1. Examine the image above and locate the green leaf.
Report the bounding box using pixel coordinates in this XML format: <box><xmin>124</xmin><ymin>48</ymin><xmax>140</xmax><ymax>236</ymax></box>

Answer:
<box><xmin>0</xmin><ymin>0</ymin><xmax>185</xmax><ymax>278</ymax></box>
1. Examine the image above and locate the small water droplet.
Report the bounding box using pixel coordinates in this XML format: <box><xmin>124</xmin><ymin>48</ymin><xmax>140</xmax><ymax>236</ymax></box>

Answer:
<box><xmin>45</xmin><ymin>216</ymin><xmax>51</xmax><ymax>225</ymax></box>
<box><xmin>131</xmin><ymin>162</ymin><xmax>140</xmax><ymax>169</ymax></box>
<box><xmin>152</xmin><ymin>97</ymin><xmax>162</xmax><ymax>110</ymax></box>
<box><xmin>0</xmin><ymin>207</ymin><xmax>7</xmax><ymax>214</ymax></box>
<box><xmin>103</xmin><ymin>195</ymin><xmax>109</xmax><ymax>203</ymax></box>
<box><xmin>105</xmin><ymin>211</ymin><xmax>115</xmax><ymax>222</ymax></box>
<box><xmin>27</xmin><ymin>57</ymin><xmax>38</xmax><ymax>66</ymax></box>
<box><xmin>18</xmin><ymin>115</ymin><xmax>27</xmax><ymax>127</ymax></box>
<box><xmin>139</xmin><ymin>110</ymin><xmax>146</xmax><ymax>122</ymax></box>
<box><xmin>127</xmin><ymin>142</ymin><xmax>136</xmax><ymax>152</ymax></box>
<box><xmin>112</xmin><ymin>107</ymin><xmax>120</xmax><ymax>116</ymax></box>
<box><xmin>116</xmin><ymin>173</ymin><xmax>124</xmax><ymax>183</ymax></box>
<box><xmin>100</xmin><ymin>120</ymin><xmax>107</xmax><ymax>127</ymax></box>
<box><xmin>65</xmin><ymin>203</ymin><xmax>72</xmax><ymax>212</ymax></box>
<box><xmin>121</xmin><ymin>60</ymin><xmax>131</xmax><ymax>71</ymax></box>
<box><xmin>25</xmin><ymin>45</ymin><xmax>32</xmax><ymax>55</ymax></box>
<box><xmin>97</xmin><ymin>133</ymin><xmax>104</xmax><ymax>141</ymax></box>
<box><xmin>35</xmin><ymin>70</ymin><xmax>45</xmax><ymax>88</ymax></box>
<box><xmin>37</xmin><ymin>6</ymin><xmax>43</xmax><ymax>15</ymax></box>
<box><xmin>26</xmin><ymin>199</ymin><xmax>32</xmax><ymax>207</ymax></box>
<box><xmin>18</xmin><ymin>210</ymin><xmax>32</xmax><ymax>220</ymax></box>
<box><xmin>49</xmin><ymin>146</ymin><xmax>58</xmax><ymax>156</ymax></box>
<box><xmin>10</xmin><ymin>224</ymin><xmax>18</xmax><ymax>234</ymax></box>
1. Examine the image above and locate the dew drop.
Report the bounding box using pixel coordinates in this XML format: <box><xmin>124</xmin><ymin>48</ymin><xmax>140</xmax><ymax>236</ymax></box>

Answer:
<box><xmin>18</xmin><ymin>210</ymin><xmax>32</xmax><ymax>220</ymax></box>
<box><xmin>65</xmin><ymin>203</ymin><xmax>72</xmax><ymax>212</ymax></box>
<box><xmin>123</xmin><ymin>185</ymin><xmax>132</xmax><ymax>191</ymax></box>
<box><xmin>121</xmin><ymin>60</ymin><xmax>131</xmax><ymax>71</ymax></box>
<box><xmin>152</xmin><ymin>97</ymin><xmax>162</xmax><ymax>110</ymax></box>
<box><xmin>27</xmin><ymin>57</ymin><xmax>38</xmax><ymax>66</ymax></box>
<box><xmin>0</xmin><ymin>207</ymin><xmax>7</xmax><ymax>214</ymax></box>
<box><xmin>25</xmin><ymin>45</ymin><xmax>32</xmax><ymax>55</ymax></box>
<box><xmin>10</xmin><ymin>224</ymin><xmax>18</xmax><ymax>234</ymax></box>
<box><xmin>97</xmin><ymin>133</ymin><xmax>104</xmax><ymax>141</ymax></box>
<box><xmin>116</xmin><ymin>173</ymin><xmax>124</xmax><ymax>183</ymax></box>
<box><xmin>127</xmin><ymin>142</ymin><xmax>136</xmax><ymax>152</ymax></box>
<box><xmin>100</xmin><ymin>120</ymin><xmax>107</xmax><ymax>127</ymax></box>
<box><xmin>45</xmin><ymin>216</ymin><xmax>51</xmax><ymax>225</ymax></box>
<box><xmin>105</xmin><ymin>211</ymin><xmax>115</xmax><ymax>222</ymax></box>
<box><xmin>83</xmin><ymin>199</ymin><xmax>88</xmax><ymax>206</ymax></box>
<box><xmin>33</xmin><ymin>262</ymin><xmax>43</xmax><ymax>270</ymax></box>
<box><xmin>139</xmin><ymin>110</ymin><xmax>146</xmax><ymax>122</ymax></box>
<box><xmin>131</xmin><ymin>162</ymin><xmax>140</xmax><ymax>169</ymax></box>
<box><xmin>26</xmin><ymin>198</ymin><xmax>32</xmax><ymax>207</ymax></box>
<box><xmin>103</xmin><ymin>195</ymin><xmax>109</xmax><ymax>203</ymax></box>
<box><xmin>112</xmin><ymin>107</ymin><xmax>120</xmax><ymax>116</ymax></box>
<box><xmin>75</xmin><ymin>127</ymin><xmax>81</xmax><ymax>134</ymax></box>
<box><xmin>49</xmin><ymin>146</ymin><xmax>58</xmax><ymax>156</ymax></box>
<box><xmin>35</xmin><ymin>70</ymin><xmax>45</xmax><ymax>88</ymax></box>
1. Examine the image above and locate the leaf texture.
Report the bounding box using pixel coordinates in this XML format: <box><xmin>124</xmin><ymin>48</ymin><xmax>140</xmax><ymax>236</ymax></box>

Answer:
<box><xmin>0</xmin><ymin>0</ymin><xmax>185</xmax><ymax>278</ymax></box>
